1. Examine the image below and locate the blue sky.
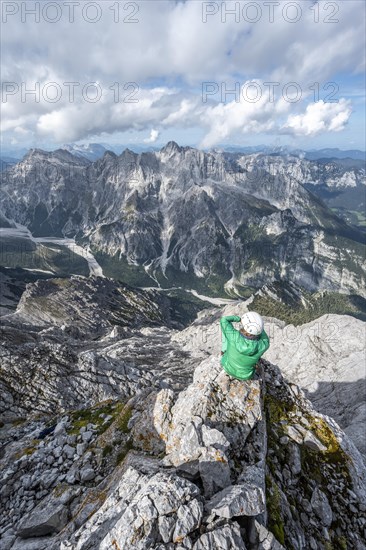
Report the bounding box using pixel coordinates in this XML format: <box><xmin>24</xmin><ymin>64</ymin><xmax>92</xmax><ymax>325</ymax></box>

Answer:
<box><xmin>1</xmin><ymin>0</ymin><xmax>365</xmax><ymax>152</ymax></box>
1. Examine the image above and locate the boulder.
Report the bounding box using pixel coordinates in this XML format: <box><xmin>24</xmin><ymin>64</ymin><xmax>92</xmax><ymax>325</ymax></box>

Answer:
<box><xmin>80</xmin><ymin>467</ymin><xmax>95</xmax><ymax>482</ymax></box>
<box><xmin>201</xmin><ymin>425</ymin><xmax>230</xmax><ymax>451</ymax></box>
<box><xmin>254</xmin><ymin>520</ymin><xmax>285</xmax><ymax>550</ymax></box>
<box><xmin>76</xmin><ymin>443</ymin><xmax>87</xmax><ymax>456</ymax></box>
<box><xmin>206</xmin><ymin>482</ymin><xmax>265</xmax><ymax>518</ymax></box>
<box><xmin>284</xmin><ymin>425</ymin><xmax>303</xmax><ymax>444</ymax></box>
<box><xmin>158</xmin><ymin>515</ymin><xmax>175</xmax><ymax>543</ymax></box>
<box><xmin>54</xmin><ymin>422</ymin><xmax>67</xmax><ymax>436</ymax></box>
<box><xmin>303</xmin><ymin>431</ymin><xmax>327</xmax><ymax>452</ymax></box>
<box><xmin>63</xmin><ymin>445</ymin><xmax>75</xmax><ymax>459</ymax></box>
<box><xmin>81</xmin><ymin>431</ymin><xmax>93</xmax><ymax>443</ymax></box>
<box><xmin>311</xmin><ymin>488</ymin><xmax>333</xmax><ymax>527</ymax></box>
<box><xmin>198</xmin><ymin>446</ymin><xmax>232</xmax><ymax>498</ymax></box>
<box><xmin>17</xmin><ymin>494</ymin><xmax>69</xmax><ymax>538</ymax></box>
<box><xmin>193</xmin><ymin>522</ymin><xmax>246</xmax><ymax>550</ymax></box>
<box><xmin>172</xmin><ymin>499</ymin><xmax>203</xmax><ymax>543</ymax></box>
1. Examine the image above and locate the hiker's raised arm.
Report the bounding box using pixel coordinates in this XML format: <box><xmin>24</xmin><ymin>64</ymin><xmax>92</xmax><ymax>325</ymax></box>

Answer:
<box><xmin>220</xmin><ymin>315</ymin><xmax>241</xmax><ymax>337</ymax></box>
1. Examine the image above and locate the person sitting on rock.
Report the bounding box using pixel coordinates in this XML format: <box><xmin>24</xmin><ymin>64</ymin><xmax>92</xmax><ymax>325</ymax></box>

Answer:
<box><xmin>220</xmin><ymin>311</ymin><xmax>270</xmax><ymax>380</ymax></box>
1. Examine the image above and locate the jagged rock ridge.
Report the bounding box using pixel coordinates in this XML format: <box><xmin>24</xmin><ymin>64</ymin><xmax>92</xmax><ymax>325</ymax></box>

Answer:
<box><xmin>1</xmin><ymin>359</ymin><xmax>365</xmax><ymax>549</ymax></box>
<box><xmin>0</xmin><ymin>277</ymin><xmax>366</xmax><ymax>549</ymax></box>
<box><xmin>172</xmin><ymin>302</ymin><xmax>366</xmax><ymax>460</ymax></box>
<box><xmin>1</xmin><ymin>144</ymin><xmax>365</xmax><ymax>297</ymax></box>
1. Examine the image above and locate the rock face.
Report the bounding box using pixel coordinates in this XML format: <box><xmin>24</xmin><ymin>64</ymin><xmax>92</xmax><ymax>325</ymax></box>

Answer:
<box><xmin>0</xmin><ymin>277</ymin><xmax>196</xmax><ymax>420</ymax></box>
<box><xmin>172</xmin><ymin>303</ymin><xmax>366</xmax><ymax>461</ymax></box>
<box><xmin>8</xmin><ymin>275</ymin><xmax>172</xmax><ymax>336</ymax></box>
<box><xmin>1</xmin><ymin>144</ymin><xmax>365</xmax><ymax>297</ymax></box>
<box><xmin>264</xmin><ymin>313</ymin><xmax>366</xmax><ymax>458</ymax></box>
<box><xmin>1</xmin><ymin>278</ymin><xmax>366</xmax><ymax>549</ymax></box>
<box><xmin>1</xmin><ymin>356</ymin><xmax>366</xmax><ymax>548</ymax></box>
<box><xmin>17</xmin><ymin>492</ymin><xmax>69</xmax><ymax>538</ymax></box>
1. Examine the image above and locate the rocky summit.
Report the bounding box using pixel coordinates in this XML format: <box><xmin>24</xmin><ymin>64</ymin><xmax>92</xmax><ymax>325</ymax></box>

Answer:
<box><xmin>1</xmin><ymin>276</ymin><xmax>366</xmax><ymax>549</ymax></box>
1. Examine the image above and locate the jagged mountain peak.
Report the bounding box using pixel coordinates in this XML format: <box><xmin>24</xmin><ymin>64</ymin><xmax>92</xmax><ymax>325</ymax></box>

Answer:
<box><xmin>120</xmin><ymin>147</ymin><xmax>138</xmax><ymax>158</ymax></box>
<box><xmin>160</xmin><ymin>140</ymin><xmax>183</xmax><ymax>155</ymax></box>
<box><xmin>21</xmin><ymin>147</ymin><xmax>90</xmax><ymax>165</ymax></box>
<box><xmin>101</xmin><ymin>149</ymin><xmax>117</xmax><ymax>159</ymax></box>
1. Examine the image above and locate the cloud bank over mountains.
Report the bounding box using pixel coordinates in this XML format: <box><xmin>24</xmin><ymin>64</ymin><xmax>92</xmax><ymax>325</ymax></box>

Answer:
<box><xmin>1</xmin><ymin>0</ymin><xmax>365</xmax><ymax>148</ymax></box>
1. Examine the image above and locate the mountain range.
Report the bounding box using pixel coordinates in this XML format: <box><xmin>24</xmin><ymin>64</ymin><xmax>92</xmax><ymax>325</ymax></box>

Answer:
<box><xmin>0</xmin><ymin>143</ymin><xmax>365</xmax><ymax>302</ymax></box>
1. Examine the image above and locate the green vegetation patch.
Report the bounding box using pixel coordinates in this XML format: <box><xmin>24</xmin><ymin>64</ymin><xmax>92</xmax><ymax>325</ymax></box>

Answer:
<box><xmin>92</xmin><ymin>250</ymin><xmax>154</xmax><ymax>287</ymax></box>
<box><xmin>251</xmin><ymin>290</ymin><xmax>366</xmax><ymax>325</ymax></box>
<box><xmin>116</xmin><ymin>439</ymin><xmax>134</xmax><ymax>465</ymax></box>
<box><xmin>165</xmin><ymin>288</ymin><xmax>216</xmax><ymax>326</ymax></box>
<box><xmin>102</xmin><ymin>444</ymin><xmax>113</xmax><ymax>458</ymax></box>
<box><xmin>266</xmin><ymin>475</ymin><xmax>285</xmax><ymax>546</ymax></box>
<box><xmin>12</xmin><ymin>417</ymin><xmax>27</xmax><ymax>427</ymax></box>
<box><xmin>68</xmin><ymin>401</ymin><xmax>124</xmax><ymax>436</ymax></box>
<box><xmin>116</xmin><ymin>406</ymin><xmax>132</xmax><ymax>433</ymax></box>
<box><xmin>300</xmin><ymin>415</ymin><xmax>352</xmax><ymax>487</ymax></box>
<box><xmin>264</xmin><ymin>390</ymin><xmax>354</xmax><ymax>549</ymax></box>
<box><xmin>264</xmin><ymin>392</ymin><xmax>295</xmax><ymax>425</ymax></box>
<box><xmin>14</xmin><ymin>439</ymin><xmax>40</xmax><ymax>459</ymax></box>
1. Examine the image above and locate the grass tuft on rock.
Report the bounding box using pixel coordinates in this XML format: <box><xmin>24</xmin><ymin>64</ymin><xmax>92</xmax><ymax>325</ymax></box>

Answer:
<box><xmin>68</xmin><ymin>401</ymin><xmax>124</xmax><ymax>435</ymax></box>
<box><xmin>116</xmin><ymin>406</ymin><xmax>132</xmax><ymax>433</ymax></box>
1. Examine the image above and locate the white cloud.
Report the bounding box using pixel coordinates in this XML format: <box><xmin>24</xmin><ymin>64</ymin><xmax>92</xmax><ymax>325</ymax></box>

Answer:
<box><xmin>282</xmin><ymin>99</ymin><xmax>352</xmax><ymax>136</ymax></box>
<box><xmin>144</xmin><ymin>129</ymin><xmax>160</xmax><ymax>143</ymax></box>
<box><xmin>1</xmin><ymin>0</ymin><xmax>364</xmax><ymax>147</ymax></box>
<box><xmin>14</xmin><ymin>126</ymin><xmax>30</xmax><ymax>135</ymax></box>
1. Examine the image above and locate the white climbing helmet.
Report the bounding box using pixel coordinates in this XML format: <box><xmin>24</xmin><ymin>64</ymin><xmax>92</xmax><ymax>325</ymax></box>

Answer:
<box><xmin>241</xmin><ymin>311</ymin><xmax>264</xmax><ymax>336</ymax></box>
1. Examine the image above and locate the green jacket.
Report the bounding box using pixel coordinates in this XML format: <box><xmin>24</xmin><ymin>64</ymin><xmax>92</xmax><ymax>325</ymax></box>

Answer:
<box><xmin>220</xmin><ymin>315</ymin><xmax>270</xmax><ymax>380</ymax></box>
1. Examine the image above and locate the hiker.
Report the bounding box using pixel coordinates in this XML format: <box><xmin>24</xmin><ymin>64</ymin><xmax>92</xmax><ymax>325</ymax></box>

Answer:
<box><xmin>220</xmin><ymin>312</ymin><xmax>270</xmax><ymax>380</ymax></box>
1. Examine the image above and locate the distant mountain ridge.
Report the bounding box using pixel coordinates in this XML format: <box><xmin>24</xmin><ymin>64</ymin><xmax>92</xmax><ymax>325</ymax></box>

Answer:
<box><xmin>62</xmin><ymin>143</ymin><xmax>107</xmax><ymax>161</ymax></box>
<box><xmin>304</xmin><ymin>148</ymin><xmax>366</xmax><ymax>161</ymax></box>
<box><xmin>1</xmin><ymin>143</ymin><xmax>365</xmax><ymax>164</ymax></box>
<box><xmin>1</xmin><ymin>143</ymin><xmax>365</xmax><ymax>299</ymax></box>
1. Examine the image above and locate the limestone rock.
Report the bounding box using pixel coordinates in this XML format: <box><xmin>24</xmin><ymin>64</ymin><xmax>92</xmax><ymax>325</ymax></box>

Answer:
<box><xmin>172</xmin><ymin>500</ymin><xmax>203</xmax><ymax>543</ymax></box>
<box><xmin>206</xmin><ymin>482</ymin><xmax>265</xmax><ymax>518</ymax></box>
<box><xmin>1</xmin><ymin>287</ymin><xmax>366</xmax><ymax>550</ymax></box>
<box><xmin>79</xmin><ymin>468</ymin><xmax>95</xmax><ymax>482</ymax></box>
<box><xmin>265</xmin><ymin>314</ymin><xmax>366</xmax><ymax>457</ymax></box>
<box><xmin>193</xmin><ymin>522</ymin><xmax>246</xmax><ymax>549</ymax></box>
<box><xmin>254</xmin><ymin>520</ymin><xmax>285</xmax><ymax>550</ymax></box>
<box><xmin>17</xmin><ymin>494</ymin><xmax>69</xmax><ymax>538</ymax></box>
<box><xmin>198</xmin><ymin>446</ymin><xmax>232</xmax><ymax>498</ymax></box>
<box><xmin>284</xmin><ymin>425</ymin><xmax>303</xmax><ymax>444</ymax></box>
<box><xmin>303</xmin><ymin>431</ymin><xmax>327</xmax><ymax>452</ymax></box>
<box><xmin>311</xmin><ymin>488</ymin><xmax>333</xmax><ymax>527</ymax></box>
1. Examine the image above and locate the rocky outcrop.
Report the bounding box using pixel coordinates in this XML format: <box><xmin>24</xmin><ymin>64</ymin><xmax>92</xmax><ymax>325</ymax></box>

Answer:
<box><xmin>0</xmin><ymin>278</ymin><xmax>196</xmax><ymax>420</ymax></box>
<box><xmin>1</xmin><ymin>276</ymin><xmax>365</xmax><ymax>549</ymax></box>
<box><xmin>264</xmin><ymin>313</ymin><xmax>366</xmax><ymax>458</ymax></box>
<box><xmin>1</xmin><ymin>355</ymin><xmax>366</xmax><ymax>549</ymax></box>
<box><xmin>7</xmin><ymin>275</ymin><xmax>173</xmax><ymax>336</ymax></box>
<box><xmin>172</xmin><ymin>304</ymin><xmax>366</xmax><ymax>461</ymax></box>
